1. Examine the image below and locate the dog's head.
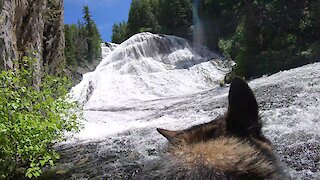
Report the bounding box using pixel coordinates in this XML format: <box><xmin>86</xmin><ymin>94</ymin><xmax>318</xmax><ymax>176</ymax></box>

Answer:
<box><xmin>155</xmin><ymin>77</ymin><xmax>285</xmax><ymax>179</ymax></box>
<box><xmin>157</xmin><ymin>77</ymin><xmax>269</xmax><ymax>146</ymax></box>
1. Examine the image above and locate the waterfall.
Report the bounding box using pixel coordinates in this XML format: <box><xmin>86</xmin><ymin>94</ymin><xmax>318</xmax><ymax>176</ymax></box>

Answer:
<box><xmin>101</xmin><ymin>42</ymin><xmax>118</xmax><ymax>58</ymax></box>
<box><xmin>193</xmin><ymin>0</ymin><xmax>205</xmax><ymax>46</ymax></box>
<box><xmin>96</xmin><ymin>32</ymin><xmax>218</xmax><ymax>74</ymax></box>
<box><xmin>62</xmin><ymin>33</ymin><xmax>319</xmax><ymax>179</ymax></box>
<box><xmin>70</xmin><ymin>32</ymin><xmax>232</xmax><ymax>110</ymax></box>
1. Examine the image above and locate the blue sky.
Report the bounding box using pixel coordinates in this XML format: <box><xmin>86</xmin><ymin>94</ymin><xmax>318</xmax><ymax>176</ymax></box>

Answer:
<box><xmin>64</xmin><ymin>0</ymin><xmax>132</xmax><ymax>42</ymax></box>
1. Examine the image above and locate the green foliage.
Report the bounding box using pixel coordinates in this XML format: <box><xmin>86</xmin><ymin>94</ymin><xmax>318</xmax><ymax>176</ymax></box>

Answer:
<box><xmin>218</xmin><ymin>38</ymin><xmax>233</xmax><ymax>59</ymax></box>
<box><xmin>113</xmin><ymin>0</ymin><xmax>192</xmax><ymax>42</ymax></box>
<box><xmin>83</xmin><ymin>5</ymin><xmax>101</xmax><ymax>63</ymax></box>
<box><xmin>64</xmin><ymin>5</ymin><xmax>101</xmax><ymax>68</ymax></box>
<box><xmin>64</xmin><ymin>25</ymin><xmax>77</xmax><ymax>66</ymax></box>
<box><xmin>215</xmin><ymin>0</ymin><xmax>320</xmax><ymax>78</ymax></box>
<box><xmin>0</xmin><ymin>56</ymin><xmax>82</xmax><ymax>179</ymax></box>
<box><xmin>127</xmin><ymin>0</ymin><xmax>159</xmax><ymax>36</ymax></box>
<box><xmin>158</xmin><ymin>0</ymin><xmax>192</xmax><ymax>37</ymax></box>
<box><xmin>112</xmin><ymin>21</ymin><xmax>128</xmax><ymax>44</ymax></box>
<box><xmin>115</xmin><ymin>0</ymin><xmax>320</xmax><ymax>78</ymax></box>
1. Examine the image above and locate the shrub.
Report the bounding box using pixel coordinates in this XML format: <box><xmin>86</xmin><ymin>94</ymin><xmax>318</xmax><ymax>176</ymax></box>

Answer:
<box><xmin>0</xmin><ymin>56</ymin><xmax>82</xmax><ymax>179</ymax></box>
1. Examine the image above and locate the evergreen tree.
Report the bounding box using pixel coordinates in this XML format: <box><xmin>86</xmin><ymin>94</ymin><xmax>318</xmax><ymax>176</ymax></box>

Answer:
<box><xmin>158</xmin><ymin>0</ymin><xmax>192</xmax><ymax>37</ymax></box>
<box><xmin>64</xmin><ymin>5</ymin><xmax>102</xmax><ymax>68</ymax></box>
<box><xmin>127</xmin><ymin>0</ymin><xmax>159</xmax><ymax>36</ymax></box>
<box><xmin>64</xmin><ymin>25</ymin><xmax>77</xmax><ymax>66</ymax></box>
<box><xmin>91</xmin><ymin>23</ymin><xmax>102</xmax><ymax>60</ymax></box>
<box><xmin>111</xmin><ymin>0</ymin><xmax>320</xmax><ymax>78</ymax></box>
<box><xmin>75</xmin><ymin>21</ymin><xmax>88</xmax><ymax>65</ymax></box>
<box><xmin>112</xmin><ymin>21</ymin><xmax>128</xmax><ymax>43</ymax></box>
<box><xmin>83</xmin><ymin>5</ymin><xmax>94</xmax><ymax>63</ymax></box>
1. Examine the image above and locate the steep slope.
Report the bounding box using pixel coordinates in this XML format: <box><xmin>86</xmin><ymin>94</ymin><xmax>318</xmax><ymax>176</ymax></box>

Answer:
<box><xmin>67</xmin><ymin>43</ymin><xmax>119</xmax><ymax>83</ymax></box>
<box><xmin>70</xmin><ymin>32</ymin><xmax>232</xmax><ymax>107</ymax></box>
<box><xmin>64</xmin><ymin>33</ymin><xmax>319</xmax><ymax>179</ymax></box>
<box><xmin>55</xmin><ymin>62</ymin><xmax>320</xmax><ymax>180</ymax></box>
<box><xmin>101</xmin><ymin>42</ymin><xmax>118</xmax><ymax>58</ymax></box>
<box><xmin>0</xmin><ymin>0</ymin><xmax>64</xmax><ymax>75</ymax></box>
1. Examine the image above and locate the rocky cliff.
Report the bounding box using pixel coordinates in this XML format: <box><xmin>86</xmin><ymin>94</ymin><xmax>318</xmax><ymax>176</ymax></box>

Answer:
<box><xmin>0</xmin><ymin>0</ymin><xmax>65</xmax><ymax>77</ymax></box>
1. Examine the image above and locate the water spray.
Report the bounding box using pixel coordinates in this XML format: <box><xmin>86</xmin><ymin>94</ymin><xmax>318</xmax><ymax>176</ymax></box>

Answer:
<box><xmin>193</xmin><ymin>0</ymin><xmax>205</xmax><ymax>46</ymax></box>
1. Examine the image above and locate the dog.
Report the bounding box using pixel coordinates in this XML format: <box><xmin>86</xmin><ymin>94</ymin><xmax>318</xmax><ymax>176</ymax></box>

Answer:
<box><xmin>136</xmin><ymin>77</ymin><xmax>287</xmax><ymax>179</ymax></box>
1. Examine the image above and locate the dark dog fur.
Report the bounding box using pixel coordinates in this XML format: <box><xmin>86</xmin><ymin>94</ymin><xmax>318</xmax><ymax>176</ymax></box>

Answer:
<box><xmin>135</xmin><ymin>77</ymin><xmax>287</xmax><ymax>180</ymax></box>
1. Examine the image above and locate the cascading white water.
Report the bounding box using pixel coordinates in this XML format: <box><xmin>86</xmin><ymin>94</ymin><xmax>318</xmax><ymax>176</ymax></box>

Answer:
<box><xmin>96</xmin><ymin>32</ymin><xmax>219</xmax><ymax>74</ymax></box>
<box><xmin>101</xmin><ymin>42</ymin><xmax>118</xmax><ymax>58</ymax></box>
<box><xmin>63</xmin><ymin>32</ymin><xmax>319</xmax><ymax>179</ymax></box>
<box><xmin>70</xmin><ymin>32</ymin><xmax>232</xmax><ymax>110</ymax></box>
<box><xmin>68</xmin><ymin>32</ymin><xmax>232</xmax><ymax>140</ymax></box>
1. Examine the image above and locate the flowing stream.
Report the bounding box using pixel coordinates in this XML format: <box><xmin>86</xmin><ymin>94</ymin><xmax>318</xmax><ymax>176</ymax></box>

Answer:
<box><xmin>51</xmin><ymin>32</ymin><xmax>319</xmax><ymax>179</ymax></box>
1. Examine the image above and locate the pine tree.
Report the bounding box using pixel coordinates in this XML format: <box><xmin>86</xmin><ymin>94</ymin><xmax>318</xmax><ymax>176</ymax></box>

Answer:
<box><xmin>64</xmin><ymin>6</ymin><xmax>101</xmax><ymax>68</ymax></box>
<box><xmin>83</xmin><ymin>5</ymin><xmax>94</xmax><ymax>63</ymax></box>
<box><xmin>112</xmin><ymin>21</ymin><xmax>128</xmax><ymax>43</ymax></box>
<box><xmin>64</xmin><ymin>25</ymin><xmax>77</xmax><ymax>66</ymax></box>
<box><xmin>127</xmin><ymin>0</ymin><xmax>159</xmax><ymax>36</ymax></box>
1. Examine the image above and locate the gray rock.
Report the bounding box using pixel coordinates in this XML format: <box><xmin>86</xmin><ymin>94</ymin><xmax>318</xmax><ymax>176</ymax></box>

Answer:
<box><xmin>0</xmin><ymin>0</ymin><xmax>65</xmax><ymax>78</ymax></box>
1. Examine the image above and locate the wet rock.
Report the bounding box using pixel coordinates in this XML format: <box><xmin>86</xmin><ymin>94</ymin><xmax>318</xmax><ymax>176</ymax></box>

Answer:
<box><xmin>46</xmin><ymin>63</ymin><xmax>320</xmax><ymax>179</ymax></box>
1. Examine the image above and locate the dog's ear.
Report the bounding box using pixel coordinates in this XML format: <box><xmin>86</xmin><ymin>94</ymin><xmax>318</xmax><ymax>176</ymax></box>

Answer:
<box><xmin>226</xmin><ymin>77</ymin><xmax>261</xmax><ymax>136</ymax></box>
<box><xmin>157</xmin><ymin>128</ymin><xmax>182</xmax><ymax>144</ymax></box>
